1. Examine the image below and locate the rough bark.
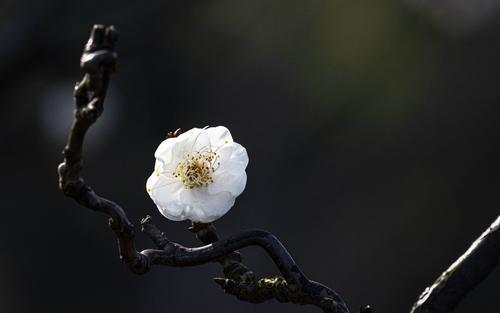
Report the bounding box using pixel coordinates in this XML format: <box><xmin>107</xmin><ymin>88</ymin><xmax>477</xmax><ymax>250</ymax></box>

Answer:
<box><xmin>57</xmin><ymin>24</ymin><xmax>349</xmax><ymax>313</ymax></box>
<box><xmin>411</xmin><ymin>215</ymin><xmax>500</xmax><ymax>313</ymax></box>
<box><xmin>58</xmin><ymin>24</ymin><xmax>500</xmax><ymax>313</ymax></box>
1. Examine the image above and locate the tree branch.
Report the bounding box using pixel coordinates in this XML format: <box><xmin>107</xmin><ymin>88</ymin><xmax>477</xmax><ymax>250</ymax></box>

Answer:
<box><xmin>188</xmin><ymin>222</ymin><xmax>255</xmax><ymax>281</ymax></box>
<box><xmin>57</xmin><ymin>24</ymin><xmax>350</xmax><ymax>313</ymax></box>
<box><xmin>410</xmin><ymin>215</ymin><xmax>500</xmax><ymax>313</ymax></box>
<box><xmin>58</xmin><ymin>24</ymin><xmax>499</xmax><ymax>313</ymax></box>
<box><xmin>57</xmin><ymin>24</ymin><xmax>149</xmax><ymax>275</ymax></box>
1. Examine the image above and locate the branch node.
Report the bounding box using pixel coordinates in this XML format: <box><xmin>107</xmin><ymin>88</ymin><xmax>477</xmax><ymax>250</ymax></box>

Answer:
<box><xmin>127</xmin><ymin>253</ymin><xmax>150</xmax><ymax>275</ymax></box>
<box><xmin>141</xmin><ymin>215</ymin><xmax>171</xmax><ymax>249</ymax></box>
<box><xmin>57</xmin><ymin>23</ymin><xmax>354</xmax><ymax>313</ymax></box>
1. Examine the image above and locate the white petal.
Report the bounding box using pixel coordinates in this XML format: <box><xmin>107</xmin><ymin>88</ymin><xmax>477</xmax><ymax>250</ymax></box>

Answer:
<box><xmin>216</xmin><ymin>142</ymin><xmax>249</xmax><ymax>174</ymax></box>
<box><xmin>153</xmin><ymin>159</ymin><xmax>174</xmax><ymax>175</ymax></box>
<box><xmin>208</xmin><ymin>171</ymin><xmax>247</xmax><ymax>197</ymax></box>
<box><xmin>177</xmin><ymin>127</ymin><xmax>211</xmax><ymax>153</ymax></box>
<box><xmin>158</xmin><ymin>201</ymin><xmax>187</xmax><ymax>221</ymax></box>
<box><xmin>154</xmin><ymin>138</ymin><xmax>176</xmax><ymax>160</ymax></box>
<box><xmin>146</xmin><ymin>172</ymin><xmax>186</xmax><ymax>220</ymax></box>
<box><xmin>154</xmin><ymin>136</ymin><xmax>189</xmax><ymax>171</ymax></box>
<box><xmin>179</xmin><ymin>188</ymin><xmax>235</xmax><ymax>223</ymax></box>
<box><xmin>205</xmin><ymin>126</ymin><xmax>233</xmax><ymax>147</ymax></box>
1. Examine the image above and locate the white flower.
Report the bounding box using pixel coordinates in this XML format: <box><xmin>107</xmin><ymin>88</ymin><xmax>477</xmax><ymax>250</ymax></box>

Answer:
<box><xmin>146</xmin><ymin>126</ymin><xmax>248</xmax><ymax>223</ymax></box>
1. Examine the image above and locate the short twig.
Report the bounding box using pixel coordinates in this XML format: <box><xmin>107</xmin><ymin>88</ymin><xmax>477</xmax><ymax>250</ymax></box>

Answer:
<box><xmin>57</xmin><ymin>24</ymin><xmax>350</xmax><ymax>313</ymax></box>
<box><xmin>58</xmin><ymin>24</ymin><xmax>500</xmax><ymax>313</ymax></box>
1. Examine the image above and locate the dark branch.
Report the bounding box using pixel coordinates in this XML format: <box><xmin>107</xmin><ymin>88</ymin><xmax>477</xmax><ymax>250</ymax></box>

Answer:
<box><xmin>57</xmin><ymin>24</ymin><xmax>149</xmax><ymax>275</ymax></box>
<box><xmin>141</xmin><ymin>221</ymin><xmax>349</xmax><ymax>313</ymax></box>
<box><xmin>58</xmin><ymin>24</ymin><xmax>500</xmax><ymax>313</ymax></box>
<box><xmin>57</xmin><ymin>24</ymin><xmax>350</xmax><ymax>313</ymax></box>
<box><xmin>188</xmin><ymin>222</ymin><xmax>343</xmax><ymax>310</ymax></box>
<box><xmin>410</xmin><ymin>215</ymin><xmax>500</xmax><ymax>313</ymax></box>
<box><xmin>189</xmin><ymin>222</ymin><xmax>255</xmax><ymax>281</ymax></box>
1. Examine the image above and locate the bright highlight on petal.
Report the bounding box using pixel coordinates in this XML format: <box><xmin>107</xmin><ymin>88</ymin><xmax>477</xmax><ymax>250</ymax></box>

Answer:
<box><xmin>146</xmin><ymin>126</ymin><xmax>248</xmax><ymax>223</ymax></box>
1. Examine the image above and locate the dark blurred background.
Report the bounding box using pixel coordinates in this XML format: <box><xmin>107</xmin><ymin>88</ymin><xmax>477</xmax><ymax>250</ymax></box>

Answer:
<box><xmin>1</xmin><ymin>0</ymin><xmax>499</xmax><ymax>312</ymax></box>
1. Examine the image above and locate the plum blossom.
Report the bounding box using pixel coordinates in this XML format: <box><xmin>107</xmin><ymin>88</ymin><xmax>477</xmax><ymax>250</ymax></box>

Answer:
<box><xmin>146</xmin><ymin>126</ymin><xmax>248</xmax><ymax>223</ymax></box>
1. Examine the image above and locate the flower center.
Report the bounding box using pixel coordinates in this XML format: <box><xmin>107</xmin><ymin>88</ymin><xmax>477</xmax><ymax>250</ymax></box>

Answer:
<box><xmin>174</xmin><ymin>149</ymin><xmax>220</xmax><ymax>189</ymax></box>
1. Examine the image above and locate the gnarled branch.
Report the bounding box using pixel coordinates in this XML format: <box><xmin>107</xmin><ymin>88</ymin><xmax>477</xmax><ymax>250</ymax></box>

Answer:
<box><xmin>411</xmin><ymin>215</ymin><xmax>500</xmax><ymax>313</ymax></box>
<box><xmin>57</xmin><ymin>24</ymin><xmax>149</xmax><ymax>275</ymax></box>
<box><xmin>57</xmin><ymin>24</ymin><xmax>350</xmax><ymax>313</ymax></box>
<box><xmin>58</xmin><ymin>24</ymin><xmax>500</xmax><ymax>313</ymax></box>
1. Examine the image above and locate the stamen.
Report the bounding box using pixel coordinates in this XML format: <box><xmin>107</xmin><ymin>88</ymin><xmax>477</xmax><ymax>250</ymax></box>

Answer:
<box><xmin>174</xmin><ymin>147</ymin><xmax>219</xmax><ymax>189</ymax></box>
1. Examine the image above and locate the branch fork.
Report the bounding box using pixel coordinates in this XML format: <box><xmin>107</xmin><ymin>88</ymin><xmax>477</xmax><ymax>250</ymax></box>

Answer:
<box><xmin>57</xmin><ymin>24</ymin><xmax>499</xmax><ymax>313</ymax></box>
<box><xmin>58</xmin><ymin>24</ymin><xmax>349</xmax><ymax>313</ymax></box>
